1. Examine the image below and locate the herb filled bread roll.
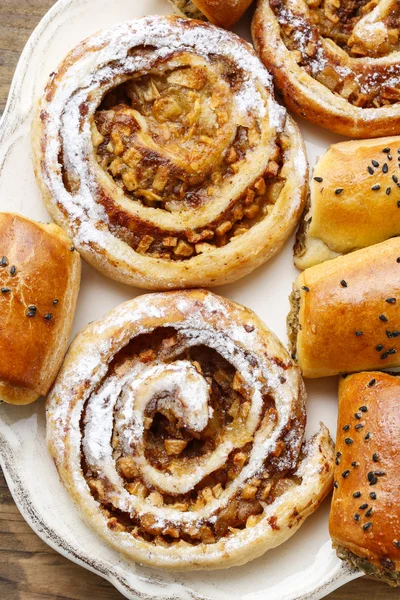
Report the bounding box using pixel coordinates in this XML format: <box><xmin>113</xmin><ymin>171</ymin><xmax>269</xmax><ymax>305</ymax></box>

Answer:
<box><xmin>0</xmin><ymin>213</ymin><xmax>81</xmax><ymax>405</ymax></box>
<box><xmin>169</xmin><ymin>0</ymin><xmax>254</xmax><ymax>28</ymax></box>
<box><xmin>330</xmin><ymin>371</ymin><xmax>400</xmax><ymax>586</ymax></box>
<box><xmin>288</xmin><ymin>237</ymin><xmax>400</xmax><ymax>378</ymax></box>
<box><xmin>295</xmin><ymin>136</ymin><xmax>400</xmax><ymax>270</ymax></box>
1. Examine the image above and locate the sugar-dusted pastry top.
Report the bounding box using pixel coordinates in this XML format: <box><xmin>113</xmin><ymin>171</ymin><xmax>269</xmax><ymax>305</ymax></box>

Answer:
<box><xmin>47</xmin><ymin>290</ymin><xmax>333</xmax><ymax>570</ymax></box>
<box><xmin>330</xmin><ymin>371</ymin><xmax>400</xmax><ymax>585</ymax></box>
<box><xmin>169</xmin><ymin>0</ymin><xmax>254</xmax><ymax>28</ymax></box>
<box><xmin>33</xmin><ymin>15</ymin><xmax>307</xmax><ymax>290</ymax></box>
<box><xmin>288</xmin><ymin>237</ymin><xmax>400</xmax><ymax>378</ymax></box>
<box><xmin>253</xmin><ymin>0</ymin><xmax>400</xmax><ymax>137</ymax></box>
<box><xmin>295</xmin><ymin>136</ymin><xmax>400</xmax><ymax>269</ymax></box>
<box><xmin>0</xmin><ymin>212</ymin><xmax>81</xmax><ymax>405</ymax></box>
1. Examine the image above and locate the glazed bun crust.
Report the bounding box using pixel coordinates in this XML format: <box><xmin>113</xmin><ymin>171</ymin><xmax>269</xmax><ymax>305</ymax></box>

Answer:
<box><xmin>288</xmin><ymin>237</ymin><xmax>400</xmax><ymax>378</ymax></box>
<box><xmin>0</xmin><ymin>213</ymin><xmax>81</xmax><ymax>405</ymax></box>
<box><xmin>193</xmin><ymin>0</ymin><xmax>254</xmax><ymax>28</ymax></box>
<box><xmin>330</xmin><ymin>371</ymin><xmax>400</xmax><ymax>582</ymax></box>
<box><xmin>295</xmin><ymin>136</ymin><xmax>400</xmax><ymax>270</ymax></box>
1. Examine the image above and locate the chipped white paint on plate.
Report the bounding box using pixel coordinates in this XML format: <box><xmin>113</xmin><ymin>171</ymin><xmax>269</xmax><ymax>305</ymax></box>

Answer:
<box><xmin>0</xmin><ymin>0</ymin><xmax>362</xmax><ymax>598</ymax></box>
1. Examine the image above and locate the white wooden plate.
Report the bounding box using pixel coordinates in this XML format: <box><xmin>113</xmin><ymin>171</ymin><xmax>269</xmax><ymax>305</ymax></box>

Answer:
<box><xmin>0</xmin><ymin>0</ymin><xmax>362</xmax><ymax>598</ymax></box>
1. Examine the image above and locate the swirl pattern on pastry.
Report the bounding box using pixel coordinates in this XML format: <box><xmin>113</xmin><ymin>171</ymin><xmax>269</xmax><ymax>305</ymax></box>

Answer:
<box><xmin>32</xmin><ymin>15</ymin><xmax>307</xmax><ymax>290</ymax></box>
<box><xmin>253</xmin><ymin>0</ymin><xmax>400</xmax><ymax>138</ymax></box>
<box><xmin>47</xmin><ymin>290</ymin><xmax>334</xmax><ymax>570</ymax></box>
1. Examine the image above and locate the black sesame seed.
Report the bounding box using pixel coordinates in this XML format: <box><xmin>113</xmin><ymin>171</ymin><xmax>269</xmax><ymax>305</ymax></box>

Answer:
<box><xmin>368</xmin><ymin>378</ymin><xmax>376</xmax><ymax>387</ymax></box>
<box><xmin>368</xmin><ymin>471</ymin><xmax>376</xmax><ymax>481</ymax></box>
<box><xmin>354</xmin><ymin>513</ymin><xmax>360</xmax><ymax>522</ymax></box>
<box><xmin>354</xmin><ymin>412</ymin><xmax>362</xmax><ymax>419</ymax></box>
<box><xmin>10</xmin><ymin>265</ymin><xmax>16</xmax><ymax>276</ymax></box>
<box><xmin>1</xmin><ymin>287</ymin><xmax>10</xmax><ymax>293</ymax></box>
<box><xmin>351</xmin><ymin>461</ymin><xmax>360</xmax><ymax>467</ymax></box>
<box><xmin>386</xmin><ymin>187</ymin><xmax>391</xmax><ymax>195</ymax></box>
<box><xmin>343</xmin><ymin>424</ymin><xmax>351</xmax><ymax>431</ymax></box>
<box><xmin>342</xmin><ymin>469</ymin><xmax>350</xmax><ymax>478</ymax></box>
<box><xmin>314</xmin><ymin>177</ymin><xmax>323</xmax><ymax>182</ymax></box>
<box><xmin>367</xmin><ymin>166</ymin><xmax>374</xmax><ymax>175</ymax></box>
<box><xmin>397</xmin><ymin>257</ymin><xmax>400</xmax><ymax>262</ymax></box>
<box><xmin>345</xmin><ymin>438</ymin><xmax>353</xmax><ymax>445</ymax></box>
<box><xmin>369</xmin><ymin>477</ymin><xmax>378</xmax><ymax>486</ymax></box>
<box><xmin>360</xmin><ymin>406</ymin><xmax>368</xmax><ymax>412</ymax></box>
<box><xmin>387</xmin><ymin>330</ymin><xmax>393</xmax><ymax>338</ymax></box>
<box><xmin>383</xmin><ymin>148</ymin><xmax>391</xmax><ymax>153</ymax></box>
<box><xmin>365</xmin><ymin>432</ymin><xmax>371</xmax><ymax>440</ymax></box>
<box><xmin>70</xmin><ymin>246</ymin><xmax>75</xmax><ymax>251</ymax></box>
<box><xmin>302</xmin><ymin>285</ymin><xmax>310</xmax><ymax>292</ymax></box>
<box><xmin>363</xmin><ymin>522</ymin><xmax>373</xmax><ymax>531</ymax></box>
<box><xmin>397</xmin><ymin>200</ymin><xmax>400</xmax><ymax>208</ymax></box>
<box><xmin>388</xmin><ymin>155</ymin><xmax>393</xmax><ymax>161</ymax></box>
<box><xmin>365</xmin><ymin>507</ymin><xmax>373</xmax><ymax>517</ymax></box>
<box><xmin>0</xmin><ymin>256</ymin><xmax>8</xmax><ymax>267</ymax></box>
<box><xmin>372</xmin><ymin>160</ymin><xmax>379</xmax><ymax>167</ymax></box>
<box><xmin>353</xmin><ymin>491</ymin><xmax>361</xmax><ymax>498</ymax></box>
<box><xmin>355</xmin><ymin>424</ymin><xmax>364</xmax><ymax>430</ymax></box>
<box><xmin>373</xmin><ymin>453</ymin><xmax>380</xmax><ymax>462</ymax></box>
<box><xmin>359</xmin><ymin>503</ymin><xmax>368</xmax><ymax>510</ymax></box>
<box><xmin>53</xmin><ymin>299</ymin><xmax>59</xmax><ymax>305</ymax></box>
<box><xmin>372</xmin><ymin>184</ymin><xmax>381</xmax><ymax>191</ymax></box>
<box><xmin>383</xmin><ymin>163</ymin><xmax>389</xmax><ymax>173</ymax></box>
<box><xmin>340</xmin><ymin>279</ymin><xmax>348</xmax><ymax>287</ymax></box>
<box><xmin>376</xmin><ymin>344</ymin><xmax>384</xmax><ymax>351</ymax></box>
<box><xmin>394</xmin><ymin>540</ymin><xmax>400</xmax><ymax>549</ymax></box>
<box><xmin>386</xmin><ymin>297</ymin><xmax>396</xmax><ymax>304</ymax></box>
<box><xmin>44</xmin><ymin>313</ymin><xmax>53</xmax><ymax>321</ymax></box>
<box><xmin>26</xmin><ymin>310</ymin><xmax>36</xmax><ymax>318</ymax></box>
<box><xmin>379</xmin><ymin>314</ymin><xmax>388</xmax><ymax>322</ymax></box>
<box><xmin>370</xmin><ymin>492</ymin><xmax>377</xmax><ymax>500</ymax></box>
<box><xmin>335</xmin><ymin>188</ymin><xmax>344</xmax><ymax>195</ymax></box>
<box><xmin>393</xmin><ymin>331</ymin><xmax>400</xmax><ymax>337</ymax></box>
<box><xmin>393</xmin><ymin>175</ymin><xmax>399</xmax><ymax>183</ymax></box>
<box><xmin>381</xmin><ymin>350</ymin><xmax>389</xmax><ymax>359</ymax></box>
<box><xmin>388</xmin><ymin>348</ymin><xmax>397</xmax><ymax>355</ymax></box>
<box><xmin>398</xmin><ymin>149</ymin><xmax>400</xmax><ymax>154</ymax></box>
<box><xmin>337</xmin><ymin>451</ymin><xmax>342</xmax><ymax>457</ymax></box>
<box><xmin>374</xmin><ymin>470</ymin><xmax>386</xmax><ymax>476</ymax></box>
<box><xmin>335</xmin><ymin>457</ymin><xmax>340</xmax><ymax>465</ymax></box>
<box><xmin>334</xmin><ymin>481</ymin><xmax>338</xmax><ymax>489</ymax></box>
<box><xmin>355</xmin><ymin>331</ymin><xmax>363</xmax><ymax>336</ymax></box>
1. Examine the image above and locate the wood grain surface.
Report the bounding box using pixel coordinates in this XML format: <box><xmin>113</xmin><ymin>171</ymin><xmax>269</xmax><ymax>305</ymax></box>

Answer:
<box><xmin>0</xmin><ymin>1</ymin><xmax>399</xmax><ymax>599</ymax></box>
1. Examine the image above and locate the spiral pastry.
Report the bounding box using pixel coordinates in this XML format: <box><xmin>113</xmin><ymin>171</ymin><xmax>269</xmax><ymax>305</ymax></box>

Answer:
<box><xmin>32</xmin><ymin>15</ymin><xmax>307</xmax><ymax>290</ymax></box>
<box><xmin>47</xmin><ymin>290</ymin><xmax>334</xmax><ymax>570</ymax></box>
<box><xmin>253</xmin><ymin>0</ymin><xmax>400</xmax><ymax>138</ymax></box>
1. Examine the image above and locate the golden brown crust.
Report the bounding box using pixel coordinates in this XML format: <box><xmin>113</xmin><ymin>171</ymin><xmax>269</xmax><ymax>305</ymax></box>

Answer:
<box><xmin>192</xmin><ymin>0</ymin><xmax>254</xmax><ymax>28</ymax></box>
<box><xmin>0</xmin><ymin>213</ymin><xmax>81</xmax><ymax>405</ymax></box>
<box><xmin>295</xmin><ymin>136</ymin><xmax>400</xmax><ymax>270</ymax></box>
<box><xmin>47</xmin><ymin>290</ymin><xmax>334</xmax><ymax>570</ymax></box>
<box><xmin>252</xmin><ymin>0</ymin><xmax>400</xmax><ymax>138</ymax></box>
<box><xmin>288</xmin><ymin>237</ymin><xmax>400</xmax><ymax>378</ymax></box>
<box><xmin>330</xmin><ymin>371</ymin><xmax>400</xmax><ymax>580</ymax></box>
<box><xmin>32</xmin><ymin>16</ymin><xmax>307</xmax><ymax>291</ymax></box>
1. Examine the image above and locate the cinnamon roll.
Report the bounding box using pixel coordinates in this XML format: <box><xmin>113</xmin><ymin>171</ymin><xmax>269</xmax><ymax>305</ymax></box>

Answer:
<box><xmin>32</xmin><ymin>16</ymin><xmax>307</xmax><ymax>290</ymax></box>
<box><xmin>253</xmin><ymin>0</ymin><xmax>400</xmax><ymax>138</ymax></box>
<box><xmin>47</xmin><ymin>290</ymin><xmax>334</xmax><ymax>571</ymax></box>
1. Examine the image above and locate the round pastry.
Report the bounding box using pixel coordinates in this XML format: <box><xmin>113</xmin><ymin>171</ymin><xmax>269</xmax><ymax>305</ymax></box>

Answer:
<box><xmin>169</xmin><ymin>0</ymin><xmax>255</xmax><ymax>28</ymax></box>
<box><xmin>47</xmin><ymin>290</ymin><xmax>334</xmax><ymax>571</ymax></box>
<box><xmin>253</xmin><ymin>0</ymin><xmax>400</xmax><ymax>138</ymax></box>
<box><xmin>32</xmin><ymin>15</ymin><xmax>307</xmax><ymax>290</ymax></box>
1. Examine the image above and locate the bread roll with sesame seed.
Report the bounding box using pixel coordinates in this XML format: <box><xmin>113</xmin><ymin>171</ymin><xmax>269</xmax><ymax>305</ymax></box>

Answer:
<box><xmin>330</xmin><ymin>371</ymin><xmax>400</xmax><ymax>586</ymax></box>
<box><xmin>294</xmin><ymin>136</ymin><xmax>400</xmax><ymax>270</ymax></box>
<box><xmin>287</xmin><ymin>237</ymin><xmax>400</xmax><ymax>378</ymax></box>
<box><xmin>0</xmin><ymin>213</ymin><xmax>81</xmax><ymax>405</ymax></box>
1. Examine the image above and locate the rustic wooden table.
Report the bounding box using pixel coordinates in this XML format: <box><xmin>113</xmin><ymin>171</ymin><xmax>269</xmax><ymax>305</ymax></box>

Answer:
<box><xmin>0</xmin><ymin>1</ymin><xmax>399</xmax><ymax>599</ymax></box>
